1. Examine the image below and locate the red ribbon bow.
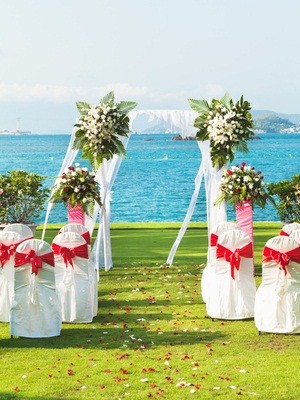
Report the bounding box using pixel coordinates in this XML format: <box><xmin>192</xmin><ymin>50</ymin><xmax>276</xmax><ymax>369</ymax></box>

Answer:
<box><xmin>15</xmin><ymin>249</ymin><xmax>55</xmax><ymax>275</ymax></box>
<box><xmin>52</xmin><ymin>243</ymin><xmax>88</xmax><ymax>268</ymax></box>
<box><xmin>262</xmin><ymin>246</ymin><xmax>300</xmax><ymax>275</ymax></box>
<box><xmin>216</xmin><ymin>242</ymin><xmax>253</xmax><ymax>279</ymax></box>
<box><xmin>0</xmin><ymin>242</ymin><xmax>19</xmax><ymax>267</ymax></box>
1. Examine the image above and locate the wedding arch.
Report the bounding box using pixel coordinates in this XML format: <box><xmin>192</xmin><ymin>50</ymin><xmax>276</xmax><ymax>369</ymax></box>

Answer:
<box><xmin>42</xmin><ymin>109</ymin><xmax>227</xmax><ymax>270</ymax></box>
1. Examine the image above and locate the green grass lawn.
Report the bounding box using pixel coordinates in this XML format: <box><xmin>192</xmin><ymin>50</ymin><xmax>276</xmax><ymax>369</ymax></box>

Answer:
<box><xmin>0</xmin><ymin>222</ymin><xmax>299</xmax><ymax>400</ymax></box>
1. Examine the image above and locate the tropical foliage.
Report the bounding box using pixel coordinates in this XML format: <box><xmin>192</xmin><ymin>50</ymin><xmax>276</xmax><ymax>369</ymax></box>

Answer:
<box><xmin>0</xmin><ymin>170</ymin><xmax>49</xmax><ymax>224</ymax></box>
<box><xmin>268</xmin><ymin>174</ymin><xmax>300</xmax><ymax>222</ymax></box>
<box><xmin>73</xmin><ymin>91</ymin><xmax>137</xmax><ymax>169</ymax></box>
<box><xmin>189</xmin><ymin>93</ymin><xmax>254</xmax><ymax>169</ymax></box>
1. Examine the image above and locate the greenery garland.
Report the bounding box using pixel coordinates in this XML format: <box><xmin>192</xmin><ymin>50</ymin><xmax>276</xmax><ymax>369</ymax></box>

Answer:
<box><xmin>189</xmin><ymin>93</ymin><xmax>255</xmax><ymax>169</ymax></box>
<box><xmin>73</xmin><ymin>91</ymin><xmax>137</xmax><ymax>169</ymax></box>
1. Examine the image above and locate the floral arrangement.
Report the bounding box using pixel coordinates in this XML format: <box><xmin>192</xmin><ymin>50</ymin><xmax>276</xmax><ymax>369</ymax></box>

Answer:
<box><xmin>189</xmin><ymin>93</ymin><xmax>255</xmax><ymax>169</ymax></box>
<box><xmin>50</xmin><ymin>164</ymin><xmax>102</xmax><ymax>216</ymax></box>
<box><xmin>0</xmin><ymin>170</ymin><xmax>49</xmax><ymax>224</ymax></box>
<box><xmin>215</xmin><ymin>162</ymin><xmax>271</xmax><ymax>208</ymax></box>
<box><xmin>73</xmin><ymin>91</ymin><xmax>137</xmax><ymax>169</ymax></box>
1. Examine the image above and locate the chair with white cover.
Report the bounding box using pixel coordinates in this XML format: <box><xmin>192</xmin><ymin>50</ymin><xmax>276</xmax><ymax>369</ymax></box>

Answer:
<box><xmin>3</xmin><ymin>223</ymin><xmax>34</xmax><ymax>241</ymax></box>
<box><xmin>0</xmin><ymin>231</ymin><xmax>22</xmax><ymax>322</ymax></box>
<box><xmin>206</xmin><ymin>229</ymin><xmax>256</xmax><ymax>320</ymax></box>
<box><xmin>201</xmin><ymin>221</ymin><xmax>239</xmax><ymax>303</ymax></box>
<box><xmin>254</xmin><ymin>236</ymin><xmax>300</xmax><ymax>334</ymax></box>
<box><xmin>10</xmin><ymin>239</ymin><xmax>61</xmax><ymax>338</ymax></box>
<box><xmin>279</xmin><ymin>222</ymin><xmax>300</xmax><ymax>237</ymax></box>
<box><xmin>58</xmin><ymin>223</ymin><xmax>98</xmax><ymax>316</ymax></box>
<box><xmin>289</xmin><ymin>228</ymin><xmax>300</xmax><ymax>246</ymax></box>
<box><xmin>52</xmin><ymin>232</ymin><xmax>93</xmax><ymax>323</ymax></box>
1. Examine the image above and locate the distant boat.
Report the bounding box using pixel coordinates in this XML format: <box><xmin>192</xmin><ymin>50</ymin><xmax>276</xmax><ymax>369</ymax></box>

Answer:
<box><xmin>0</xmin><ymin>118</ymin><xmax>31</xmax><ymax>135</ymax></box>
<box><xmin>0</xmin><ymin>129</ymin><xmax>31</xmax><ymax>135</ymax></box>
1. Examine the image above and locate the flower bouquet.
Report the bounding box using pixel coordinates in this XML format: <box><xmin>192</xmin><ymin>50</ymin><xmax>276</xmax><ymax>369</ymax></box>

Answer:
<box><xmin>216</xmin><ymin>162</ymin><xmax>271</xmax><ymax>256</ymax></box>
<box><xmin>189</xmin><ymin>93</ymin><xmax>255</xmax><ymax>169</ymax></box>
<box><xmin>215</xmin><ymin>162</ymin><xmax>270</xmax><ymax>208</ymax></box>
<box><xmin>73</xmin><ymin>91</ymin><xmax>137</xmax><ymax>169</ymax></box>
<box><xmin>50</xmin><ymin>164</ymin><xmax>102</xmax><ymax>217</ymax></box>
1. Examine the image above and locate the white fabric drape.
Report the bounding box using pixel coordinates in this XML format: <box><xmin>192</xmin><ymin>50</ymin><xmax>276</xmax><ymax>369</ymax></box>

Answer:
<box><xmin>166</xmin><ymin>140</ymin><xmax>227</xmax><ymax>265</ymax></box>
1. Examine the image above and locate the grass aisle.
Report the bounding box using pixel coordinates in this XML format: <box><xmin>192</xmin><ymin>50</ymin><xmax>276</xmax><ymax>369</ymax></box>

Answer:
<box><xmin>0</xmin><ymin>222</ymin><xmax>299</xmax><ymax>400</ymax></box>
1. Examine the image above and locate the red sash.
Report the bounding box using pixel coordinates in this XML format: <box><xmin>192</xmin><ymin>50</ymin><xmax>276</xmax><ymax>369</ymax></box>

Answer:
<box><xmin>216</xmin><ymin>242</ymin><xmax>253</xmax><ymax>279</ymax></box>
<box><xmin>52</xmin><ymin>243</ymin><xmax>88</xmax><ymax>268</ymax></box>
<box><xmin>15</xmin><ymin>250</ymin><xmax>55</xmax><ymax>275</ymax></box>
<box><xmin>0</xmin><ymin>242</ymin><xmax>18</xmax><ymax>267</ymax></box>
<box><xmin>81</xmin><ymin>231</ymin><xmax>91</xmax><ymax>245</ymax></box>
<box><xmin>262</xmin><ymin>246</ymin><xmax>300</xmax><ymax>275</ymax></box>
<box><xmin>279</xmin><ymin>230</ymin><xmax>289</xmax><ymax>237</ymax></box>
<box><xmin>210</xmin><ymin>233</ymin><xmax>218</xmax><ymax>247</ymax></box>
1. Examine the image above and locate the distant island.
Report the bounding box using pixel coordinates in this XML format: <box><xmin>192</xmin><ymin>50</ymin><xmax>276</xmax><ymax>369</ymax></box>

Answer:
<box><xmin>252</xmin><ymin>112</ymin><xmax>300</xmax><ymax>133</ymax></box>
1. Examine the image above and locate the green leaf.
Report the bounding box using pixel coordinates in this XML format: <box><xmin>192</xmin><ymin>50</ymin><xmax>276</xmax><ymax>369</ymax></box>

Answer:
<box><xmin>76</xmin><ymin>101</ymin><xmax>90</xmax><ymax>114</ymax></box>
<box><xmin>188</xmin><ymin>99</ymin><xmax>210</xmax><ymax>113</ymax></box>
<box><xmin>117</xmin><ymin>101</ymin><xmax>138</xmax><ymax>113</ymax></box>
<box><xmin>220</xmin><ymin>92</ymin><xmax>231</xmax><ymax>108</ymax></box>
<box><xmin>235</xmin><ymin>140</ymin><xmax>249</xmax><ymax>153</ymax></box>
<box><xmin>101</xmin><ymin>91</ymin><xmax>114</xmax><ymax>105</ymax></box>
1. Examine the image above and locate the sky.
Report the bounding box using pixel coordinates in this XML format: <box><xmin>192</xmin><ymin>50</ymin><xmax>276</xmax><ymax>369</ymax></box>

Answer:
<box><xmin>1</xmin><ymin>0</ymin><xmax>300</xmax><ymax>133</ymax></box>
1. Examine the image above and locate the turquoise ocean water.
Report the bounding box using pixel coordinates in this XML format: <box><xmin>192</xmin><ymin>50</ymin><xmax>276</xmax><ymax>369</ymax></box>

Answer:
<box><xmin>0</xmin><ymin>133</ymin><xmax>299</xmax><ymax>224</ymax></box>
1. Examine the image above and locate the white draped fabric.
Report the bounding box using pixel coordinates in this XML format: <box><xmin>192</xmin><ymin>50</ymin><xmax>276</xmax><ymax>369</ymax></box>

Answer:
<box><xmin>0</xmin><ymin>231</ymin><xmax>22</xmax><ymax>322</ymax></box>
<box><xmin>201</xmin><ymin>222</ymin><xmax>238</xmax><ymax>304</ymax></box>
<box><xmin>254</xmin><ymin>236</ymin><xmax>300</xmax><ymax>334</ymax></box>
<box><xmin>166</xmin><ymin>140</ymin><xmax>227</xmax><ymax>265</ymax></box>
<box><xmin>206</xmin><ymin>229</ymin><xmax>256</xmax><ymax>320</ymax></box>
<box><xmin>42</xmin><ymin>109</ymin><xmax>227</xmax><ymax>271</ymax></box>
<box><xmin>10</xmin><ymin>239</ymin><xmax>61</xmax><ymax>338</ymax></box>
<box><xmin>52</xmin><ymin>232</ymin><xmax>93</xmax><ymax>323</ymax></box>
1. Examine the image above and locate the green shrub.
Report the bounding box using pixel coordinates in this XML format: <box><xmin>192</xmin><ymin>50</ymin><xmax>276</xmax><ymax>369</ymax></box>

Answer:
<box><xmin>0</xmin><ymin>170</ymin><xmax>50</xmax><ymax>224</ymax></box>
<box><xmin>268</xmin><ymin>174</ymin><xmax>300</xmax><ymax>222</ymax></box>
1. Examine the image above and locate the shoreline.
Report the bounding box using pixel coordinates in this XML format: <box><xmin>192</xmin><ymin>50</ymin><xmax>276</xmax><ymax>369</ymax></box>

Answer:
<box><xmin>37</xmin><ymin>221</ymin><xmax>283</xmax><ymax>230</ymax></box>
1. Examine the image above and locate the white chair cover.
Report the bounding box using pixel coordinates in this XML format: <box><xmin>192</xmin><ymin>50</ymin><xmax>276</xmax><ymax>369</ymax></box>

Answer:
<box><xmin>289</xmin><ymin>228</ymin><xmax>300</xmax><ymax>245</ymax></box>
<box><xmin>254</xmin><ymin>236</ymin><xmax>300</xmax><ymax>334</ymax></box>
<box><xmin>0</xmin><ymin>231</ymin><xmax>22</xmax><ymax>322</ymax></box>
<box><xmin>201</xmin><ymin>221</ymin><xmax>238</xmax><ymax>303</ymax></box>
<box><xmin>280</xmin><ymin>222</ymin><xmax>300</xmax><ymax>237</ymax></box>
<box><xmin>52</xmin><ymin>232</ymin><xmax>93</xmax><ymax>323</ymax></box>
<box><xmin>206</xmin><ymin>229</ymin><xmax>256</xmax><ymax>320</ymax></box>
<box><xmin>59</xmin><ymin>223</ymin><xmax>98</xmax><ymax>317</ymax></box>
<box><xmin>10</xmin><ymin>239</ymin><xmax>61</xmax><ymax>338</ymax></box>
<box><xmin>3</xmin><ymin>223</ymin><xmax>34</xmax><ymax>241</ymax></box>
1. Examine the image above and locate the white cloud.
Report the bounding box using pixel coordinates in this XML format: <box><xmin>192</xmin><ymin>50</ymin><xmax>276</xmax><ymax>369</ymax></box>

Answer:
<box><xmin>0</xmin><ymin>81</ymin><xmax>187</xmax><ymax>108</ymax></box>
<box><xmin>0</xmin><ymin>82</ymin><xmax>86</xmax><ymax>102</ymax></box>
<box><xmin>203</xmin><ymin>84</ymin><xmax>226</xmax><ymax>99</ymax></box>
